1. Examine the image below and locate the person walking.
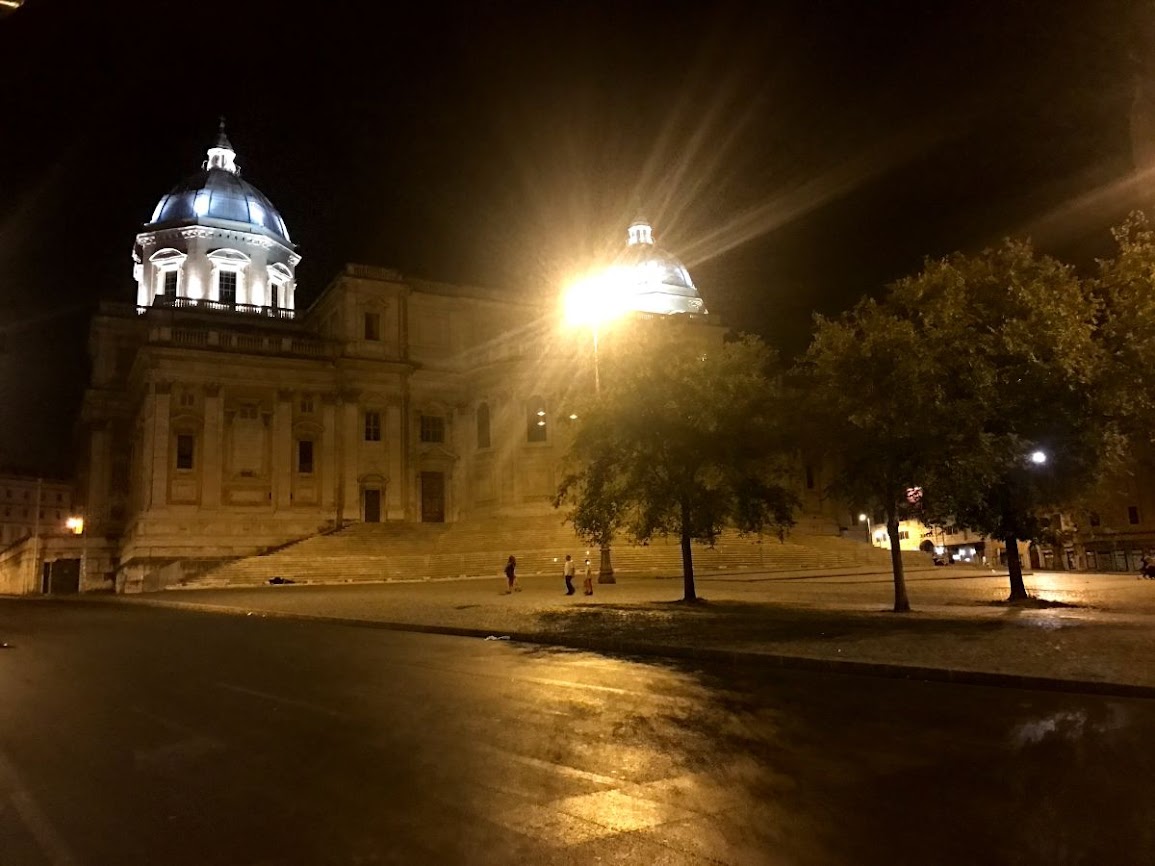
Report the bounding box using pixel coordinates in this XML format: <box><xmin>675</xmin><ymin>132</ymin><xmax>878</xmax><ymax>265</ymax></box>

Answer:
<box><xmin>504</xmin><ymin>555</ymin><xmax>520</xmax><ymax>593</ymax></box>
<box><xmin>563</xmin><ymin>554</ymin><xmax>576</xmax><ymax>595</ymax></box>
<box><xmin>582</xmin><ymin>558</ymin><xmax>594</xmax><ymax>596</ymax></box>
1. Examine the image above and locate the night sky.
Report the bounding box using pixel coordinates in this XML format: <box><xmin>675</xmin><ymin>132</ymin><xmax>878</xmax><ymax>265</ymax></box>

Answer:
<box><xmin>0</xmin><ymin>0</ymin><xmax>1145</xmax><ymax>477</ymax></box>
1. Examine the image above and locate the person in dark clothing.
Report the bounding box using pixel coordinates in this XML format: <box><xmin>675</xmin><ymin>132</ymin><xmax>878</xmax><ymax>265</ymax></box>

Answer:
<box><xmin>504</xmin><ymin>555</ymin><xmax>520</xmax><ymax>593</ymax></box>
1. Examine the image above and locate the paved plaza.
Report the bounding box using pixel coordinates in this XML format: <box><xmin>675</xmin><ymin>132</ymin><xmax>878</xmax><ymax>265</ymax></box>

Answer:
<box><xmin>108</xmin><ymin>564</ymin><xmax>1155</xmax><ymax>694</ymax></box>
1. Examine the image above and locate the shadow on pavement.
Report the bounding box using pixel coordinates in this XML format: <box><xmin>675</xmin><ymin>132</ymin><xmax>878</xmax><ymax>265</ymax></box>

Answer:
<box><xmin>529</xmin><ymin>599</ymin><xmax>1012</xmax><ymax>646</ymax></box>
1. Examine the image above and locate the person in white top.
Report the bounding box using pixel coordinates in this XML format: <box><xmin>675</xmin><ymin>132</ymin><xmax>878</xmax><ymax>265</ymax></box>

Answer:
<box><xmin>563</xmin><ymin>554</ymin><xmax>576</xmax><ymax>595</ymax></box>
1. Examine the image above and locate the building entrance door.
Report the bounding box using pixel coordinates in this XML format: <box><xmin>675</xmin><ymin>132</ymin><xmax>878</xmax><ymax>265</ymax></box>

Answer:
<box><xmin>421</xmin><ymin>472</ymin><xmax>445</xmax><ymax>523</ymax></box>
<box><xmin>364</xmin><ymin>489</ymin><xmax>381</xmax><ymax>523</ymax></box>
<box><xmin>47</xmin><ymin>559</ymin><xmax>80</xmax><ymax>594</ymax></box>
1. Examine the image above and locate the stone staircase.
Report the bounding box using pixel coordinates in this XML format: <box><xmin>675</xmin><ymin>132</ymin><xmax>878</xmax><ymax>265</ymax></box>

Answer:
<box><xmin>172</xmin><ymin>515</ymin><xmax>930</xmax><ymax>589</ymax></box>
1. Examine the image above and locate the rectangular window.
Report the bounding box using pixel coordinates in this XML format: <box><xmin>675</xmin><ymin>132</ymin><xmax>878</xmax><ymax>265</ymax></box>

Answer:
<box><xmin>1129</xmin><ymin>505</ymin><xmax>1140</xmax><ymax>525</ymax></box>
<box><xmin>420</xmin><ymin>415</ymin><xmax>445</xmax><ymax>444</ymax></box>
<box><xmin>364</xmin><ymin>410</ymin><xmax>381</xmax><ymax>442</ymax></box>
<box><xmin>297</xmin><ymin>440</ymin><xmax>314</xmax><ymax>474</ymax></box>
<box><xmin>176</xmin><ymin>434</ymin><xmax>195</xmax><ymax>470</ymax></box>
<box><xmin>161</xmin><ymin>270</ymin><xmax>177</xmax><ymax>297</ymax></box>
<box><xmin>180</xmin><ymin>392</ymin><xmax>195</xmax><ymax>408</ymax></box>
<box><xmin>300</xmin><ymin>397</ymin><xmax>314</xmax><ymax>414</ymax></box>
<box><xmin>526</xmin><ymin>398</ymin><xmax>547</xmax><ymax>443</ymax></box>
<box><xmin>364</xmin><ymin>312</ymin><xmax>381</xmax><ymax>341</ymax></box>
<box><xmin>270</xmin><ymin>283</ymin><xmax>281</xmax><ymax>309</ymax></box>
<box><xmin>218</xmin><ymin>271</ymin><xmax>237</xmax><ymax>304</ymax></box>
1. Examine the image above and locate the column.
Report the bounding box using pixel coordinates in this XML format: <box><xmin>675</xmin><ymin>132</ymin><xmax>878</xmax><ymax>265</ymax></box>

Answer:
<box><xmin>340</xmin><ymin>391</ymin><xmax>360</xmax><ymax>523</ymax></box>
<box><xmin>150</xmin><ymin>383</ymin><xmax>171</xmax><ymax>508</ymax></box>
<box><xmin>273</xmin><ymin>389</ymin><xmax>293</xmax><ymax>510</ymax></box>
<box><xmin>386</xmin><ymin>403</ymin><xmax>404</xmax><ymax>520</ymax></box>
<box><xmin>202</xmin><ymin>384</ymin><xmax>223</xmax><ymax>507</ymax></box>
<box><xmin>321</xmin><ymin>396</ymin><xmax>338</xmax><ymax>512</ymax></box>
<box><xmin>83</xmin><ymin>421</ymin><xmax>113</xmax><ymax>533</ymax></box>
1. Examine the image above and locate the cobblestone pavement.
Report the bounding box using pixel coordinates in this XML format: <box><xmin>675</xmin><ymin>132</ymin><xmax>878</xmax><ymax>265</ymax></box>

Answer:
<box><xmin>117</xmin><ymin>566</ymin><xmax>1155</xmax><ymax>692</ymax></box>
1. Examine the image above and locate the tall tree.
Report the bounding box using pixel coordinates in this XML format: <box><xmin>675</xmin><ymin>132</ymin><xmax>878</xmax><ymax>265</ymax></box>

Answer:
<box><xmin>555</xmin><ymin>329</ymin><xmax>797</xmax><ymax>602</ymax></box>
<box><xmin>888</xmin><ymin>240</ymin><xmax>1116</xmax><ymax>601</ymax></box>
<box><xmin>797</xmin><ymin>300</ymin><xmax>955</xmax><ymax>612</ymax></box>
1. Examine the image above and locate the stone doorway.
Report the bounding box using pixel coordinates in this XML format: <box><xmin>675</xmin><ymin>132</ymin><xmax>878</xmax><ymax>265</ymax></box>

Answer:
<box><xmin>420</xmin><ymin>471</ymin><xmax>445</xmax><ymax>523</ymax></box>
<box><xmin>364</xmin><ymin>488</ymin><xmax>381</xmax><ymax>523</ymax></box>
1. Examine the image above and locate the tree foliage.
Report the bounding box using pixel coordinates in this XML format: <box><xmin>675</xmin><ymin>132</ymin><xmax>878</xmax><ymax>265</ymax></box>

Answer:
<box><xmin>892</xmin><ymin>240</ymin><xmax>1118</xmax><ymax>599</ymax></box>
<box><xmin>801</xmin><ymin>238</ymin><xmax>1122</xmax><ymax>604</ymax></box>
<box><xmin>555</xmin><ymin>329</ymin><xmax>797</xmax><ymax>602</ymax></box>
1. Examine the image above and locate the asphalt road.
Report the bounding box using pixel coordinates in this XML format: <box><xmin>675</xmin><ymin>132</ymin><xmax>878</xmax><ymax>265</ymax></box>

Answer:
<box><xmin>1</xmin><ymin>601</ymin><xmax>1153</xmax><ymax>866</ymax></box>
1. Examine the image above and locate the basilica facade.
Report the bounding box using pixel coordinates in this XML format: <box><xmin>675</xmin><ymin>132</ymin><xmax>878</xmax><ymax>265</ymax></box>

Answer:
<box><xmin>78</xmin><ymin>130</ymin><xmax>725</xmax><ymax>591</ymax></box>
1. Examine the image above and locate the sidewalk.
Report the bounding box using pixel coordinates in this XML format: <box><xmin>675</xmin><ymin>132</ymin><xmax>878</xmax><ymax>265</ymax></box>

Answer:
<box><xmin>119</xmin><ymin>567</ymin><xmax>1155</xmax><ymax>697</ymax></box>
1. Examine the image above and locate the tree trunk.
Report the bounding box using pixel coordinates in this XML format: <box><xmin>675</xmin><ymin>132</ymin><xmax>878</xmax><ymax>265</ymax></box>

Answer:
<box><xmin>597</xmin><ymin>545</ymin><xmax>616</xmax><ymax>583</ymax></box>
<box><xmin>680</xmin><ymin>500</ymin><xmax>696</xmax><ymax>601</ymax></box>
<box><xmin>1006</xmin><ymin>535</ymin><xmax>1029</xmax><ymax>600</ymax></box>
<box><xmin>886</xmin><ymin>505</ymin><xmax>910</xmax><ymax>613</ymax></box>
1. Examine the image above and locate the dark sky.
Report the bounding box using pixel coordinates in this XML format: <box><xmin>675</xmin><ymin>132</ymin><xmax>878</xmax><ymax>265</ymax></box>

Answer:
<box><xmin>0</xmin><ymin>0</ymin><xmax>1145</xmax><ymax>476</ymax></box>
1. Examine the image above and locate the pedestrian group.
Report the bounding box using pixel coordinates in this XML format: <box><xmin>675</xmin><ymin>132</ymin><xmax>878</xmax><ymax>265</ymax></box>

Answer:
<box><xmin>501</xmin><ymin>553</ymin><xmax>595</xmax><ymax>596</ymax></box>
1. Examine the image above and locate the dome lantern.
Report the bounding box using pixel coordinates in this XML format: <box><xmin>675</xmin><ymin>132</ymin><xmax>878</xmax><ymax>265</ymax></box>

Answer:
<box><xmin>205</xmin><ymin>117</ymin><xmax>238</xmax><ymax>174</ymax></box>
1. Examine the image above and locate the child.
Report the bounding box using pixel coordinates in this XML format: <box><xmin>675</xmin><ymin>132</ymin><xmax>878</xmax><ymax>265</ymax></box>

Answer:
<box><xmin>582</xmin><ymin>558</ymin><xmax>594</xmax><ymax>596</ymax></box>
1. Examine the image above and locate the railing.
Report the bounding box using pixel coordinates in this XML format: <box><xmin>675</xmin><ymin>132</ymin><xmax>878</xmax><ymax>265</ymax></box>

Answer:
<box><xmin>153</xmin><ymin>296</ymin><xmax>296</xmax><ymax>320</ymax></box>
<box><xmin>344</xmin><ymin>263</ymin><xmax>402</xmax><ymax>282</ymax></box>
<box><xmin>154</xmin><ymin>327</ymin><xmax>334</xmax><ymax>359</ymax></box>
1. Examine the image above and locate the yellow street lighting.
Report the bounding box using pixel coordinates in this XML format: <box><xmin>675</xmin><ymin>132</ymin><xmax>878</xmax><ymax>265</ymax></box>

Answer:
<box><xmin>561</xmin><ymin>267</ymin><xmax>632</xmax><ymax>329</ymax></box>
<box><xmin>66</xmin><ymin>516</ymin><xmax>84</xmax><ymax>535</ymax></box>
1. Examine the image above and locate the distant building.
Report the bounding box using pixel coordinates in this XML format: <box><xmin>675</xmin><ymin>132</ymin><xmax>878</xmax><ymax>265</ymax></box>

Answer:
<box><xmin>0</xmin><ymin>474</ymin><xmax>71</xmax><ymax>548</ymax></box>
<box><xmin>72</xmin><ymin>128</ymin><xmax>736</xmax><ymax>592</ymax></box>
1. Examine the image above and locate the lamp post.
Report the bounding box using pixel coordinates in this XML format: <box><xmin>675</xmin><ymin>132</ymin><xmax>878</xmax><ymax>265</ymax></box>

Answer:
<box><xmin>859</xmin><ymin>512</ymin><xmax>872</xmax><ymax>544</ymax></box>
<box><xmin>562</xmin><ymin>269</ymin><xmax>630</xmax><ymax>584</ymax></box>
<box><xmin>66</xmin><ymin>515</ymin><xmax>85</xmax><ymax>593</ymax></box>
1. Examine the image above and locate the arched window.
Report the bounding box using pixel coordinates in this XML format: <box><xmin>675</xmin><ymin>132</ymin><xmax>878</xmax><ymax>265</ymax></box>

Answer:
<box><xmin>207</xmin><ymin>248</ymin><xmax>251</xmax><ymax>307</ymax></box>
<box><xmin>477</xmin><ymin>402</ymin><xmax>491</xmax><ymax>449</ymax></box>
<box><xmin>526</xmin><ymin>396</ymin><xmax>547</xmax><ymax>443</ymax></box>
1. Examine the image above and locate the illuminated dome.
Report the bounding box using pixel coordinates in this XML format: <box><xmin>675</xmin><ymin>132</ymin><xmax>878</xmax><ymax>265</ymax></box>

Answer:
<box><xmin>146</xmin><ymin>125</ymin><xmax>291</xmax><ymax>243</ymax></box>
<box><xmin>615</xmin><ymin>219</ymin><xmax>707</xmax><ymax>315</ymax></box>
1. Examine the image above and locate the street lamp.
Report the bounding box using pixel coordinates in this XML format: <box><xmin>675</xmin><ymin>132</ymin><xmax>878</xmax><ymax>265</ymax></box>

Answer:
<box><xmin>66</xmin><ymin>515</ymin><xmax>85</xmax><ymax>593</ymax></box>
<box><xmin>562</xmin><ymin>267</ymin><xmax>632</xmax><ymax>394</ymax></box>
<box><xmin>1029</xmin><ymin>450</ymin><xmax>1047</xmax><ymax>465</ymax></box>
<box><xmin>859</xmin><ymin>512</ymin><xmax>872</xmax><ymax>544</ymax></box>
<box><xmin>561</xmin><ymin>268</ymin><xmax>632</xmax><ymax>583</ymax></box>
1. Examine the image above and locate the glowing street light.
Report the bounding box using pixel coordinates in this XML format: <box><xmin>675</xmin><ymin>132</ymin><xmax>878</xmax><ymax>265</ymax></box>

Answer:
<box><xmin>560</xmin><ymin>267</ymin><xmax>635</xmax><ymax>584</ymax></box>
<box><xmin>561</xmin><ymin>267</ymin><xmax>632</xmax><ymax>330</ymax></box>
<box><xmin>561</xmin><ymin>267</ymin><xmax>633</xmax><ymax>395</ymax></box>
<box><xmin>1029</xmin><ymin>450</ymin><xmax>1047</xmax><ymax>465</ymax></box>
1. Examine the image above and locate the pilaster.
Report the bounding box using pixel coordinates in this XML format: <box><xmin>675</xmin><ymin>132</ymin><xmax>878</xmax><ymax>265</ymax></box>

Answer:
<box><xmin>273</xmin><ymin>389</ymin><xmax>293</xmax><ymax>509</ymax></box>
<box><xmin>202</xmin><ymin>383</ymin><xmax>223</xmax><ymax>507</ymax></box>
<box><xmin>322</xmin><ymin>396</ymin><xmax>337</xmax><ymax>511</ymax></box>
<box><xmin>150</xmin><ymin>382</ymin><xmax>172</xmax><ymax>508</ymax></box>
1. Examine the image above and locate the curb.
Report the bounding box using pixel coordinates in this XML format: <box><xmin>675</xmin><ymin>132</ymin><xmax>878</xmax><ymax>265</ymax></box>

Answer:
<box><xmin>113</xmin><ymin>595</ymin><xmax>1155</xmax><ymax>701</ymax></box>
